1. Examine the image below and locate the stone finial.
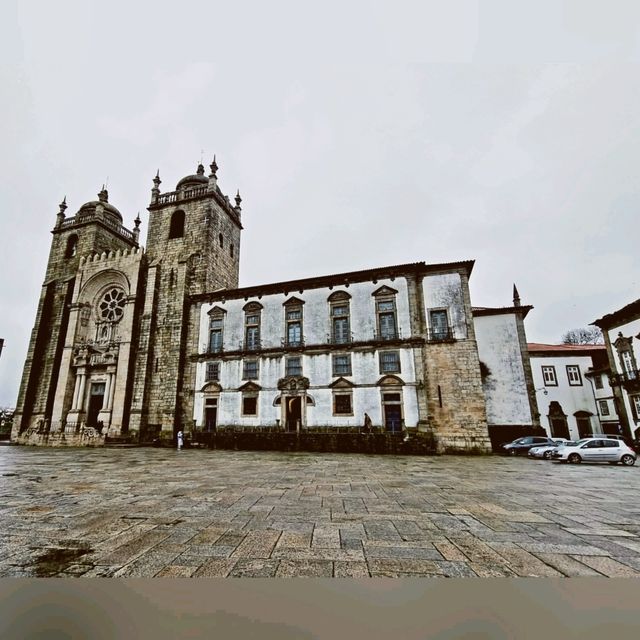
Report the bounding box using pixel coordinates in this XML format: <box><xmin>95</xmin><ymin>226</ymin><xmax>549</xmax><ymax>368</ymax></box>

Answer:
<box><xmin>196</xmin><ymin>163</ymin><xmax>205</xmax><ymax>176</ymax></box>
<box><xmin>55</xmin><ymin>196</ymin><xmax>67</xmax><ymax>228</ymax></box>
<box><xmin>133</xmin><ymin>212</ymin><xmax>141</xmax><ymax>244</ymax></box>
<box><xmin>151</xmin><ymin>170</ymin><xmax>161</xmax><ymax>204</ymax></box>
<box><xmin>513</xmin><ymin>284</ymin><xmax>521</xmax><ymax>307</ymax></box>
<box><xmin>98</xmin><ymin>186</ymin><xmax>109</xmax><ymax>203</ymax></box>
<box><xmin>235</xmin><ymin>189</ymin><xmax>242</xmax><ymax>209</ymax></box>
<box><xmin>209</xmin><ymin>156</ymin><xmax>218</xmax><ymax>178</ymax></box>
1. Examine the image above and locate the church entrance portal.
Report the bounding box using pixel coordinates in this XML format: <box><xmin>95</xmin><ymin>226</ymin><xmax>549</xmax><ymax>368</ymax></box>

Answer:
<box><xmin>286</xmin><ymin>396</ymin><xmax>302</xmax><ymax>432</ymax></box>
<box><xmin>87</xmin><ymin>383</ymin><xmax>105</xmax><ymax>429</ymax></box>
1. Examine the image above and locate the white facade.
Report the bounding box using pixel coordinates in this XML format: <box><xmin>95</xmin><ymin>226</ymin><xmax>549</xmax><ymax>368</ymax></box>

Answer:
<box><xmin>474</xmin><ymin>312</ymin><xmax>532</xmax><ymax>427</ymax></box>
<box><xmin>600</xmin><ymin>315</ymin><xmax>640</xmax><ymax>439</ymax></box>
<box><xmin>529</xmin><ymin>345</ymin><xmax>608</xmax><ymax>440</ymax></box>
<box><xmin>194</xmin><ymin>276</ymin><xmax>421</xmax><ymax>431</ymax></box>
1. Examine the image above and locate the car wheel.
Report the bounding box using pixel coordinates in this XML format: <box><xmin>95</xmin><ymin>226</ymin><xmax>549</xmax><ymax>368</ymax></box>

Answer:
<box><xmin>621</xmin><ymin>454</ymin><xmax>636</xmax><ymax>466</ymax></box>
<box><xmin>568</xmin><ymin>453</ymin><xmax>581</xmax><ymax>464</ymax></box>
<box><xmin>543</xmin><ymin>451</ymin><xmax>552</xmax><ymax>459</ymax></box>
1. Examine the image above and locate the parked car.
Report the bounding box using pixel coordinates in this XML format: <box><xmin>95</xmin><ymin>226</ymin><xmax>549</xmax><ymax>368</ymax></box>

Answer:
<box><xmin>501</xmin><ymin>436</ymin><xmax>558</xmax><ymax>455</ymax></box>
<box><xmin>551</xmin><ymin>437</ymin><xmax>637</xmax><ymax>465</ymax></box>
<box><xmin>527</xmin><ymin>438</ymin><xmax>572</xmax><ymax>459</ymax></box>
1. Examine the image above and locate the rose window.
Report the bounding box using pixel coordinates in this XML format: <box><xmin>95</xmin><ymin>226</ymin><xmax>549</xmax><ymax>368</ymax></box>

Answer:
<box><xmin>98</xmin><ymin>288</ymin><xmax>125</xmax><ymax>322</ymax></box>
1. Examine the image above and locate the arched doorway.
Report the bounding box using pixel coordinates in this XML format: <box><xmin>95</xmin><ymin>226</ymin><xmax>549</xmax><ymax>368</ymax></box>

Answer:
<box><xmin>547</xmin><ymin>401</ymin><xmax>569</xmax><ymax>439</ymax></box>
<box><xmin>574</xmin><ymin>410</ymin><xmax>594</xmax><ymax>439</ymax></box>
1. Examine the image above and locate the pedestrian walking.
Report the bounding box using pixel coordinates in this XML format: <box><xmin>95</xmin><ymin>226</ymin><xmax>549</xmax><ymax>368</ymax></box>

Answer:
<box><xmin>177</xmin><ymin>430</ymin><xmax>184</xmax><ymax>450</ymax></box>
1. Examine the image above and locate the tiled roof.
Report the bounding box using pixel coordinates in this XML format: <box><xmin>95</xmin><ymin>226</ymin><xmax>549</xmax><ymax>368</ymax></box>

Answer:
<box><xmin>527</xmin><ymin>343</ymin><xmax>606</xmax><ymax>353</ymax></box>
<box><xmin>193</xmin><ymin>260</ymin><xmax>476</xmax><ymax>303</ymax></box>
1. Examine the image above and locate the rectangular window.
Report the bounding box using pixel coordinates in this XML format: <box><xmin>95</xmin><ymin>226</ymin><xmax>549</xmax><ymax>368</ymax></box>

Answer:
<box><xmin>209</xmin><ymin>317</ymin><xmax>224</xmax><ymax>353</ymax></box>
<box><xmin>242</xmin><ymin>396</ymin><xmax>258</xmax><ymax>416</ymax></box>
<box><xmin>331</xmin><ymin>304</ymin><xmax>351</xmax><ymax>344</ymax></box>
<box><xmin>380</xmin><ymin>351</ymin><xmax>401</xmax><ymax>374</ymax></box>
<box><xmin>594</xmin><ymin>374</ymin><xmax>603</xmax><ymax>389</ymax></box>
<box><xmin>621</xmin><ymin>351</ymin><xmax>636</xmax><ymax>378</ymax></box>
<box><xmin>598</xmin><ymin>400</ymin><xmax>610</xmax><ymax>417</ymax></box>
<box><xmin>285</xmin><ymin>356</ymin><xmax>302</xmax><ymax>377</ymax></box>
<box><xmin>429</xmin><ymin>309</ymin><xmax>451</xmax><ymax>341</ymax></box>
<box><xmin>566</xmin><ymin>365</ymin><xmax>582</xmax><ymax>386</ymax></box>
<box><xmin>205</xmin><ymin>362</ymin><xmax>219</xmax><ymax>382</ymax></box>
<box><xmin>376</xmin><ymin>299</ymin><xmax>397</xmax><ymax>340</ymax></box>
<box><xmin>245</xmin><ymin>313</ymin><xmax>261</xmax><ymax>350</ymax></box>
<box><xmin>333</xmin><ymin>393</ymin><xmax>353</xmax><ymax>415</ymax></box>
<box><xmin>542</xmin><ymin>365</ymin><xmax>557</xmax><ymax>386</ymax></box>
<box><xmin>332</xmin><ymin>354</ymin><xmax>352</xmax><ymax>376</ymax></box>
<box><xmin>632</xmin><ymin>395</ymin><xmax>640</xmax><ymax>417</ymax></box>
<box><xmin>243</xmin><ymin>359</ymin><xmax>259</xmax><ymax>380</ymax></box>
<box><xmin>286</xmin><ymin>308</ymin><xmax>303</xmax><ymax>346</ymax></box>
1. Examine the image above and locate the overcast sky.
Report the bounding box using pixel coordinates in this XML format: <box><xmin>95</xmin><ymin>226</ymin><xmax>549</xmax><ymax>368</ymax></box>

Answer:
<box><xmin>1</xmin><ymin>1</ymin><xmax>640</xmax><ymax>406</ymax></box>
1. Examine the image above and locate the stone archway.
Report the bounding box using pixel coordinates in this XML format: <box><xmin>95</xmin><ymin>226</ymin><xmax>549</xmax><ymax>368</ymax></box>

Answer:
<box><xmin>547</xmin><ymin>401</ymin><xmax>569</xmax><ymax>439</ymax></box>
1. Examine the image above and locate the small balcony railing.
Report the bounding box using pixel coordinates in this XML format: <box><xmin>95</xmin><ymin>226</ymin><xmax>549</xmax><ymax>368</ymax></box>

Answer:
<box><xmin>282</xmin><ymin>337</ymin><xmax>305</xmax><ymax>348</ymax></box>
<box><xmin>373</xmin><ymin>329</ymin><xmax>402</xmax><ymax>341</ymax></box>
<box><xmin>610</xmin><ymin>369</ymin><xmax>640</xmax><ymax>389</ymax></box>
<box><xmin>427</xmin><ymin>327</ymin><xmax>455</xmax><ymax>343</ymax></box>
<box><xmin>241</xmin><ymin>339</ymin><xmax>262</xmax><ymax>351</ymax></box>
<box><xmin>327</xmin><ymin>331</ymin><xmax>353</xmax><ymax>345</ymax></box>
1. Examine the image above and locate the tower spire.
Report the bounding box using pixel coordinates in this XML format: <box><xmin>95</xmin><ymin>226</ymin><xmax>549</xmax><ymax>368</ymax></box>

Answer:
<box><xmin>151</xmin><ymin>170</ymin><xmax>161</xmax><ymax>204</ymax></box>
<box><xmin>55</xmin><ymin>196</ymin><xmax>67</xmax><ymax>228</ymax></box>
<box><xmin>513</xmin><ymin>284</ymin><xmax>521</xmax><ymax>307</ymax></box>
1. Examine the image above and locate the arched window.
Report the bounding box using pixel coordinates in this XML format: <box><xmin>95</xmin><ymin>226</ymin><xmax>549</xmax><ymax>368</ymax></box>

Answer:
<box><xmin>65</xmin><ymin>234</ymin><xmax>78</xmax><ymax>259</ymax></box>
<box><xmin>168</xmin><ymin>210</ymin><xmax>185</xmax><ymax>239</ymax></box>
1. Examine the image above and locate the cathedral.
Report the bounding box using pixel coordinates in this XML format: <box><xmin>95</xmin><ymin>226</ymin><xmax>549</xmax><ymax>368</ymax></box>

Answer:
<box><xmin>12</xmin><ymin>160</ymin><xmax>539</xmax><ymax>452</ymax></box>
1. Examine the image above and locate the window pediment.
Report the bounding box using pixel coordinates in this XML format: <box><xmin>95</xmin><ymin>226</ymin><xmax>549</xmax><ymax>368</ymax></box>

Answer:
<box><xmin>201</xmin><ymin>381</ymin><xmax>222</xmax><ymax>394</ymax></box>
<box><xmin>243</xmin><ymin>301</ymin><xmax>263</xmax><ymax>312</ymax></box>
<box><xmin>207</xmin><ymin>305</ymin><xmax>227</xmax><ymax>317</ymax></box>
<box><xmin>328</xmin><ymin>290</ymin><xmax>351</xmax><ymax>302</ymax></box>
<box><xmin>283</xmin><ymin>296</ymin><xmax>305</xmax><ymax>307</ymax></box>
<box><xmin>372</xmin><ymin>285</ymin><xmax>398</xmax><ymax>297</ymax></box>
<box><xmin>239</xmin><ymin>381</ymin><xmax>261</xmax><ymax>392</ymax></box>
<box><xmin>376</xmin><ymin>375</ymin><xmax>404</xmax><ymax>386</ymax></box>
<box><xmin>329</xmin><ymin>377</ymin><xmax>355</xmax><ymax>389</ymax></box>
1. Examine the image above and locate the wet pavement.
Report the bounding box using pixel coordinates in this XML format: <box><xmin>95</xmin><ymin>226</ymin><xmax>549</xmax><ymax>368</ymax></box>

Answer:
<box><xmin>0</xmin><ymin>446</ymin><xmax>639</xmax><ymax>577</ymax></box>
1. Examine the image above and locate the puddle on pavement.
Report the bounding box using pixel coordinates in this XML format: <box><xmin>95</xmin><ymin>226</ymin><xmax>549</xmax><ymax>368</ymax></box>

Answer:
<box><xmin>30</xmin><ymin>545</ymin><xmax>93</xmax><ymax>577</ymax></box>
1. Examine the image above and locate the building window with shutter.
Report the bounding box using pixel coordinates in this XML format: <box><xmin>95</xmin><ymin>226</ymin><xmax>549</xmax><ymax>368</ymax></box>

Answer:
<box><xmin>332</xmin><ymin>354</ymin><xmax>352</xmax><ymax>377</ymax></box>
<box><xmin>566</xmin><ymin>365</ymin><xmax>582</xmax><ymax>386</ymax></box>
<box><xmin>205</xmin><ymin>362</ymin><xmax>220</xmax><ymax>382</ymax></box>
<box><xmin>243</xmin><ymin>359</ymin><xmax>259</xmax><ymax>380</ymax></box>
<box><xmin>542</xmin><ymin>366</ymin><xmax>557</xmax><ymax>386</ymax></box>
<box><xmin>379</xmin><ymin>351</ymin><xmax>401</xmax><ymax>374</ymax></box>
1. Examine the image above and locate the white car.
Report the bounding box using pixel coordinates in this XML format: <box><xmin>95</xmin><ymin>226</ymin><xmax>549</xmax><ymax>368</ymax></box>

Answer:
<box><xmin>527</xmin><ymin>438</ymin><xmax>572</xmax><ymax>459</ymax></box>
<box><xmin>552</xmin><ymin>437</ymin><xmax>637</xmax><ymax>466</ymax></box>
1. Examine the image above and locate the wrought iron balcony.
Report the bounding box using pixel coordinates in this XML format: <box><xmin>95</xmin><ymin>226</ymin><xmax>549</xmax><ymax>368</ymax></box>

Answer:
<box><xmin>427</xmin><ymin>327</ymin><xmax>455</xmax><ymax>343</ymax></box>
<box><xmin>240</xmin><ymin>339</ymin><xmax>262</xmax><ymax>352</ymax></box>
<box><xmin>373</xmin><ymin>329</ymin><xmax>402</xmax><ymax>341</ymax></box>
<box><xmin>610</xmin><ymin>369</ymin><xmax>640</xmax><ymax>391</ymax></box>
<box><xmin>282</xmin><ymin>337</ymin><xmax>305</xmax><ymax>348</ymax></box>
<box><xmin>327</xmin><ymin>331</ymin><xmax>353</xmax><ymax>345</ymax></box>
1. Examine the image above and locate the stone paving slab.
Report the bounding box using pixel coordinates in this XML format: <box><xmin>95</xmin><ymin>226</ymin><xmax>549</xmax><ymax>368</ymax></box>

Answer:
<box><xmin>1</xmin><ymin>447</ymin><xmax>639</xmax><ymax>578</ymax></box>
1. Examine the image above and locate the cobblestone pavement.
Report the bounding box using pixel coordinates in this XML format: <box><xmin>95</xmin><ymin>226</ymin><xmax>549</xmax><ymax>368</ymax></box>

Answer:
<box><xmin>1</xmin><ymin>446</ymin><xmax>639</xmax><ymax>578</ymax></box>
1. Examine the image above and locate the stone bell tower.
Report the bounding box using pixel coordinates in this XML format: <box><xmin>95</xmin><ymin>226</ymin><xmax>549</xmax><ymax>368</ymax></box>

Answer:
<box><xmin>128</xmin><ymin>159</ymin><xmax>243</xmax><ymax>441</ymax></box>
<box><xmin>13</xmin><ymin>189</ymin><xmax>140</xmax><ymax>441</ymax></box>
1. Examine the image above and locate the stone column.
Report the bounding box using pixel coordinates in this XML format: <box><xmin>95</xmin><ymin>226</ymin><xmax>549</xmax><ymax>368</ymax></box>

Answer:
<box><xmin>77</xmin><ymin>373</ymin><xmax>87</xmax><ymax>411</ymax></box>
<box><xmin>71</xmin><ymin>373</ymin><xmax>81</xmax><ymax>410</ymax></box>
<box><xmin>103</xmin><ymin>374</ymin><xmax>112</xmax><ymax>410</ymax></box>
<box><xmin>108</xmin><ymin>372</ymin><xmax>116</xmax><ymax>412</ymax></box>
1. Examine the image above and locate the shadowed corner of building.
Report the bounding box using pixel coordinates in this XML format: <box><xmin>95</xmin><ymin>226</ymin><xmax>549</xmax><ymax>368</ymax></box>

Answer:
<box><xmin>0</xmin><ymin>581</ymin><xmax>316</xmax><ymax>640</ymax></box>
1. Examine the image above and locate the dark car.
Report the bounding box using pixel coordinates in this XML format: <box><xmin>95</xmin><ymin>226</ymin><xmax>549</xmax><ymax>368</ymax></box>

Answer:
<box><xmin>501</xmin><ymin>436</ymin><xmax>557</xmax><ymax>456</ymax></box>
